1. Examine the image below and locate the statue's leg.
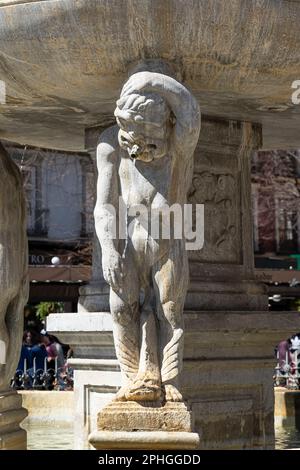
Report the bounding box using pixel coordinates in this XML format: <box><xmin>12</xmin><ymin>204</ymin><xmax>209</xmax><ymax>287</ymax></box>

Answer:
<box><xmin>109</xmin><ymin>286</ymin><xmax>140</xmax><ymax>401</ymax></box>
<box><xmin>153</xmin><ymin>240</ymin><xmax>189</xmax><ymax>402</ymax></box>
<box><xmin>125</xmin><ymin>287</ymin><xmax>162</xmax><ymax>402</ymax></box>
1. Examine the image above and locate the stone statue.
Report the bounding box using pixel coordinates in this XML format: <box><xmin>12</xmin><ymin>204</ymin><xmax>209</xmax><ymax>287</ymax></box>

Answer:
<box><xmin>95</xmin><ymin>71</ymin><xmax>200</xmax><ymax>403</ymax></box>
<box><xmin>0</xmin><ymin>143</ymin><xmax>28</xmax><ymax>392</ymax></box>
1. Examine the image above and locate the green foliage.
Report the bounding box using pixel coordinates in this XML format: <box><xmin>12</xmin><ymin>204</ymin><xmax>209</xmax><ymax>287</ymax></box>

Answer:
<box><xmin>291</xmin><ymin>299</ymin><xmax>300</xmax><ymax>312</ymax></box>
<box><xmin>35</xmin><ymin>301</ymin><xmax>64</xmax><ymax>321</ymax></box>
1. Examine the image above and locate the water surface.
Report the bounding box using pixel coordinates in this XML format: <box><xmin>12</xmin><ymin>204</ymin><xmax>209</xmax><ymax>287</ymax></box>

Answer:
<box><xmin>275</xmin><ymin>424</ymin><xmax>300</xmax><ymax>450</ymax></box>
<box><xmin>22</xmin><ymin>420</ymin><xmax>300</xmax><ymax>450</ymax></box>
<box><xmin>22</xmin><ymin>421</ymin><xmax>74</xmax><ymax>450</ymax></box>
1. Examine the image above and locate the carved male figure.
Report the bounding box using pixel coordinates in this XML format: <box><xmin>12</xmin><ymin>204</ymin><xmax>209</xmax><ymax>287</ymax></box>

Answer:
<box><xmin>95</xmin><ymin>71</ymin><xmax>200</xmax><ymax>402</ymax></box>
<box><xmin>0</xmin><ymin>143</ymin><xmax>28</xmax><ymax>391</ymax></box>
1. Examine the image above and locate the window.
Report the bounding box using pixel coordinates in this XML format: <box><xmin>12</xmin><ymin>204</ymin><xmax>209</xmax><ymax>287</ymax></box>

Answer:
<box><xmin>275</xmin><ymin>198</ymin><xmax>298</xmax><ymax>253</ymax></box>
<box><xmin>21</xmin><ymin>166</ymin><xmax>36</xmax><ymax>234</ymax></box>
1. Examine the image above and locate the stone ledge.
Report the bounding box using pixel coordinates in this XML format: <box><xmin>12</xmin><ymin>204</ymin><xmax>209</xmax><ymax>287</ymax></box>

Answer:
<box><xmin>19</xmin><ymin>390</ymin><xmax>74</xmax><ymax>424</ymax></box>
<box><xmin>47</xmin><ymin>312</ymin><xmax>113</xmax><ymax>332</ymax></box>
<box><xmin>48</xmin><ymin>310</ymin><xmax>300</xmax><ymax>361</ymax></box>
<box><xmin>0</xmin><ymin>391</ymin><xmax>27</xmax><ymax>450</ymax></box>
<box><xmin>0</xmin><ymin>428</ymin><xmax>27</xmax><ymax>450</ymax></box>
<box><xmin>68</xmin><ymin>358</ymin><xmax>119</xmax><ymax>371</ymax></box>
<box><xmin>89</xmin><ymin>430</ymin><xmax>200</xmax><ymax>450</ymax></box>
<box><xmin>0</xmin><ymin>390</ymin><xmax>22</xmax><ymax>412</ymax></box>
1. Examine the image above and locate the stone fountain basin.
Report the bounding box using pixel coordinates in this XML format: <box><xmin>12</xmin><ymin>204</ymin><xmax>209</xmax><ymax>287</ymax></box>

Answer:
<box><xmin>0</xmin><ymin>0</ymin><xmax>299</xmax><ymax>150</ymax></box>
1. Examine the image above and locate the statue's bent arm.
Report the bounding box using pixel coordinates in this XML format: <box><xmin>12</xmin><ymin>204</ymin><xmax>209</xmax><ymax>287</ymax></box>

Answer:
<box><xmin>94</xmin><ymin>127</ymin><xmax>119</xmax><ymax>255</ymax></box>
<box><xmin>121</xmin><ymin>72</ymin><xmax>201</xmax><ymax>152</ymax></box>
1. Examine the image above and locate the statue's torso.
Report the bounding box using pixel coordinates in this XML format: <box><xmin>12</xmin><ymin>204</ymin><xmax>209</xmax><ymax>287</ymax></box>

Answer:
<box><xmin>118</xmin><ymin>149</ymin><xmax>172</xmax><ymax>207</ymax></box>
<box><xmin>117</xmin><ymin>147</ymin><xmax>184</xmax><ymax>267</ymax></box>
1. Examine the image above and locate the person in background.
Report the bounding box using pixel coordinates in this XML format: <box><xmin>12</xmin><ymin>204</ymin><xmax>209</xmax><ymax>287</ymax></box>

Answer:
<box><xmin>41</xmin><ymin>331</ymin><xmax>65</xmax><ymax>370</ymax></box>
<box><xmin>31</xmin><ymin>333</ymin><xmax>48</xmax><ymax>372</ymax></box>
<box><xmin>24</xmin><ymin>306</ymin><xmax>43</xmax><ymax>332</ymax></box>
<box><xmin>16</xmin><ymin>329</ymin><xmax>39</xmax><ymax>372</ymax></box>
<box><xmin>276</xmin><ymin>339</ymin><xmax>294</xmax><ymax>374</ymax></box>
<box><xmin>275</xmin><ymin>333</ymin><xmax>300</xmax><ymax>379</ymax></box>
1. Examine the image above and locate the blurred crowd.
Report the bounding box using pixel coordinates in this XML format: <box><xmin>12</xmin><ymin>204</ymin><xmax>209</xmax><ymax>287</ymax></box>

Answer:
<box><xmin>12</xmin><ymin>329</ymin><xmax>73</xmax><ymax>390</ymax></box>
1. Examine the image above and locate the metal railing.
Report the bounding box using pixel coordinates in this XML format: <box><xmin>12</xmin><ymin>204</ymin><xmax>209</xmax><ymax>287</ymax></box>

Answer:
<box><xmin>11</xmin><ymin>357</ymin><xmax>74</xmax><ymax>391</ymax></box>
<box><xmin>274</xmin><ymin>347</ymin><xmax>300</xmax><ymax>389</ymax></box>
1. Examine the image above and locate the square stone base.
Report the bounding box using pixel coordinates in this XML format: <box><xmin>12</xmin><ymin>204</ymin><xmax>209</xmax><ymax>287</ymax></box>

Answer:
<box><xmin>89</xmin><ymin>400</ymin><xmax>199</xmax><ymax>450</ymax></box>
<box><xmin>89</xmin><ymin>430</ymin><xmax>200</xmax><ymax>450</ymax></box>
<box><xmin>98</xmin><ymin>401</ymin><xmax>193</xmax><ymax>432</ymax></box>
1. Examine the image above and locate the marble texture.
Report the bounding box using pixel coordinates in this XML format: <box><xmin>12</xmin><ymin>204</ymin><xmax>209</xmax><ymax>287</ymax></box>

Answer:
<box><xmin>94</xmin><ymin>70</ymin><xmax>200</xmax><ymax>403</ymax></box>
<box><xmin>0</xmin><ymin>143</ymin><xmax>28</xmax><ymax>392</ymax></box>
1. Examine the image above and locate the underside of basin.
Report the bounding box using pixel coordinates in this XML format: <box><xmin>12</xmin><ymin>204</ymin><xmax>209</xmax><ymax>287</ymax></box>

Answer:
<box><xmin>0</xmin><ymin>0</ymin><xmax>299</xmax><ymax>150</ymax></box>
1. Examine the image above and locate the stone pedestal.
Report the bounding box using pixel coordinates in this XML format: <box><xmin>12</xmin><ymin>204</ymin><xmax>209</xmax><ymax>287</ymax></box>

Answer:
<box><xmin>0</xmin><ymin>391</ymin><xmax>27</xmax><ymax>450</ymax></box>
<box><xmin>98</xmin><ymin>401</ymin><xmax>193</xmax><ymax>432</ymax></box>
<box><xmin>48</xmin><ymin>309</ymin><xmax>300</xmax><ymax>449</ymax></box>
<box><xmin>89</xmin><ymin>401</ymin><xmax>199</xmax><ymax>450</ymax></box>
<box><xmin>89</xmin><ymin>431</ymin><xmax>199</xmax><ymax>450</ymax></box>
<box><xmin>274</xmin><ymin>388</ymin><xmax>300</xmax><ymax>429</ymax></box>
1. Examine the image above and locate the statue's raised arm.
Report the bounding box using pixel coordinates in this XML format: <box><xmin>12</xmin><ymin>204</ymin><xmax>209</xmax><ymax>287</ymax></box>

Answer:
<box><xmin>120</xmin><ymin>71</ymin><xmax>201</xmax><ymax>154</ymax></box>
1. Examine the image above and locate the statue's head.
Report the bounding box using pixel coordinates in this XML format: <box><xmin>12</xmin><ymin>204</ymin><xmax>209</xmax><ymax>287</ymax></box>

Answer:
<box><xmin>114</xmin><ymin>92</ymin><xmax>173</xmax><ymax>162</ymax></box>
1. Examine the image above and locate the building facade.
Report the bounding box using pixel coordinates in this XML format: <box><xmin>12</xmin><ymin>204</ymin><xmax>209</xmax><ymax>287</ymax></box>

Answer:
<box><xmin>251</xmin><ymin>149</ymin><xmax>300</xmax><ymax>310</ymax></box>
<box><xmin>4</xmin><ymin>143</ymin><xmax>94</xmax><ymax>311</ymax></box>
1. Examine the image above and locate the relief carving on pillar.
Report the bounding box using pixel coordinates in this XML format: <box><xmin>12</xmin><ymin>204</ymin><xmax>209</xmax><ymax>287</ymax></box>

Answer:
<box><xmin>188</xmin><ymin>171</ymin><xmax>240</xmax><ymax>263</ymax></box>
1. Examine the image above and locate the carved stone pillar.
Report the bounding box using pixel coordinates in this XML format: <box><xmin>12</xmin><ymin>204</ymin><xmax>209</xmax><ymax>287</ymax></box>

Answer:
<box><xmin>0</xmin><ymin>143</ymin><xmax>28</xmax><ymax>450</ymax></box>
<box><xmin>77</xmin><ymin>229</ymin><xmax>109</xmax><ymax>312</ymax></box>
<box><xmin>186</xmin><ymin>117</ymin><xmax>267</xmax><ymax>311</ymax></box>
<box><xmin>77</xmin><ymin>126</ymin><xmax>110</xmax><ymax>313</ymax></box>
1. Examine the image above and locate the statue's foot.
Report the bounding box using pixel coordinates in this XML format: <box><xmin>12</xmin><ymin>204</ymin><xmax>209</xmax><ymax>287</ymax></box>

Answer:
<box><xmin>114</xmin><ymin>384</ymin><xmax>132</xmax><ymax>402</ymax></box>
<box><xmin>125</xmin><ymin>376</ymin><xmax>162</xmax><ymax>402</ymax></box>
<box><xmin>164</xmin><ymin>384</ymin><xmax>183</xmax><ymax>402</ymax></box>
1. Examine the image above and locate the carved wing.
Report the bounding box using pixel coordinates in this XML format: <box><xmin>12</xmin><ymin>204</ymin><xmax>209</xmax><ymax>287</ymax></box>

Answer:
<box><xmin>114</xmin><ymin>330</ymin><xmax>139</xmax><ymax>380</ymax></box>
<box><xmin>161</xmin><ymin>328</ymin><xmax>184</xmax><ymax>383</ymax></box>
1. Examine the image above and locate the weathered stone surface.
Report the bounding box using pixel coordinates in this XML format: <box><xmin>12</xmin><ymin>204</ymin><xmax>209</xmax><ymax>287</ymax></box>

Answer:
<box><xmin>187</xmin><ymin>118</ymin><xmax>267</xmax><ymax>312</ymax></box>
<box><xmin>68</xmin><ymin>357</ymin><xmax>120</xmax><ymax>450</ymax></box>
<box><xmin>89</xmin><ymin>430</ymin><xmax>200</xmax><ymax>450</ymax></box>
<box><xmin>0</xmin><ymin>391</ymin><xmax>27</xmax><ymax>450</ymax></box>
<box><xmin>98</xmin><ymin>401</ymin><xmax>193</xmax><ymax>433</ymax></box>
<box><xmin>83</xmin><ymin>117</ymin><xmax>268</xmax><ymax>313</ymax></box>
<box><xmin>47</xmin><ymin>312</ymin><xmax>114</xmax><ymax>359</ymax></box>
<box><xmin>95</xmin><ymin>69</ymin><xmax>200</xmax><ymax>403</ymax></box>
<box><xmin>274</xmin><ymin>388</ymin><xmax>300</xmax><ymax>428</ymax></box>
<box><xmin>0</xmin><ymin>144</ymin><xmax>28</xmax><ymax>450</ymax></box>
<box><xmin>78</xmin><ymin>282</ymin><xmax>109</xmax><ymax>313</ymax></box>
<box><xmin>19</xmin><ymin>390</ymin><xmax>74</xmax><ymax>424</ymax></box>
<box><xmin>0</xmin><ymin>1</ymin><xmax>299</xmax><ymax>150</ymax></box>
<box><xmin>46</xmin><ymin>114</ymin><xmax>298</xmax><ymax>449</ymax></box>
<box><xmin>0</xmin><ymin>143</ymin><xmax>28</xmax><ymax>393</ymax></box>
<box><xmin>77</xmin><ymin>151</ymin><xmax>109</xmax><ymax>313</ymax></box>
<box><xmin>48</xmin><ymin>308</ymin><xmax>300</xmax><ymax>449</ymax></box>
